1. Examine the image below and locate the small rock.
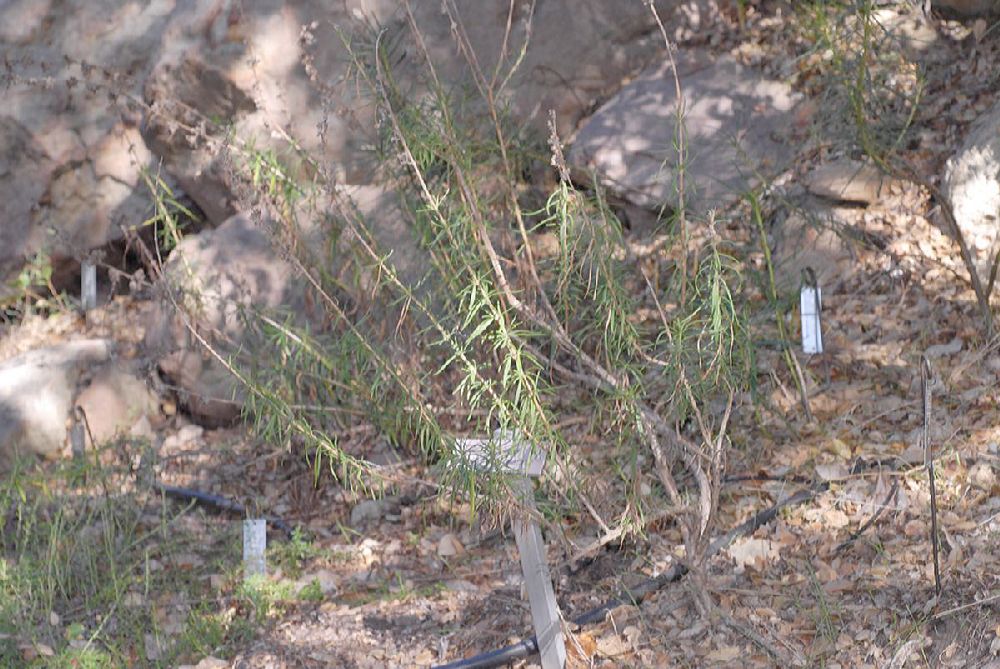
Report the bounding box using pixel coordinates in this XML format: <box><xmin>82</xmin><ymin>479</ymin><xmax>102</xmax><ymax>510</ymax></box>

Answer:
<box><xmin>900</xmin><ymin>443</ymin><xmax>925</xmax><ymax>465</ymax></box>
<box><xmin>199</xmin><ymin>658</ymin><xmax>229</xmax><ymax>669</ymax></box>
<box><xmin>129</xmin><ymin>415</ymin><xmax>154</xmax><ymax>440</ymax></box>
<box><xmin>437</xmin><ymin>533</ymin><xmax>465</xmax><ymax>558</ymax></box>
<box><xmin>769</xmin><ymin>204</ymin><xmax>856</xmax><ymax>289</ymax></box>
<box><xmin>164</xmin><ymin>424</ymin><xmax>204</xmax><ymax>449</ymax></box>
<box><xmin>969</xmin><ymin>462</ymin><xmax>997</xmax><ymax>491</ymax></box>
<box><xmin>144</xmin><ymin>634</ymin><xmax>167</xmax><ymax>662</ymax></box>
<box><xmin>296</xmin><ymin>568</ymin><xmax>339</xmax><ymax>595</ymax></box>
<box><xmin>871</xmin><ymin>8</ymin><xmax>938</xmax><ymax>58</ymax></box>
<box><xmin>123</xmin><ymin>592</ymin><xmax>145</xmax><ymax>607</ymax></box>
<box><xmin>805</xmin><ymin>159</ymin><xmax>890</xmax><ymax>205</ymax></box>
<box><xmin>367</xmin><ymin>438</ymin><xmax>403</xmax><ymax>467</ymax></box>
<box><xmin>144</xmin><ymin>213</ymin><xmax>303</xmax><ymax>425</ymax></box>
<box><xmin>933</xmin><ymin>0</ymin><xmax>1000</xmax><ymax>18</ymax></box>
<box><xmin>350</xmin><ymin>499</ymin><xmax>387</xmax><ymax>528</ymax></box>
<box><xmin>444</xmin><ymin>579</ymin><xmax>478</xmax><ymax>592</ymax></box>
<box><xmin>74</xmin><ymin>362</ymin><xmax>161</xmax><ymax>445</ymax></box>
<box><xmin>815</xmin><ymin>463</ymin><xmax>850</xmax><ymax>482</ymax></box>
<box><xmin>924</xmin><ymin>337</ymin><xmax>963</xmax><ymax>358</ymax></box>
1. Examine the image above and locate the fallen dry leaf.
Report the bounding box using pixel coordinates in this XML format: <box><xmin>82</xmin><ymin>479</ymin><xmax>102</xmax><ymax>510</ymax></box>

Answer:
<box><xmin>567</xmin><ymin>631</ymin><xmax>597</xmax><ymax>666</ymax></box>
<box><xmin>437</xmin><ymin>533</ymin><xmax>465</xmax><ymax>557</ymax></box>
<box><xmin>596</xmin><ymin>633</ymin><xmax>629</xmax><ymax>657</ymax></box>
<box><xmin>827</xmin><ymin>438</ymin><xmax>853</xmax><ymax>459</ymax></box>
<box><xmin>727</xmin><ymin>537</ymin><xmax>781</xmax><ymax>570</ymax></box>
<box><xmin>903</xmin><ymin>519</ymin><xmax>924</xmax><ymax>537</ymax></box>
<box><xmin>824</xmin><ymin>508</ymin><xmax>850</xmax><ymax>529</ymax></box>
<box><xmin>706</xmin><ymin>645</ymin><xmax>742</xmax><ymax>662</ymax></box>
<box><xmin>816</xmin><ymin>462</ymin><xmax>850</xmax><ymax>481</ymax></box>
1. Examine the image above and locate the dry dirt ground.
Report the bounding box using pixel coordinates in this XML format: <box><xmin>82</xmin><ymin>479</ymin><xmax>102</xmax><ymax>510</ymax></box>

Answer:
<box><xmin>161</xmin><ymin>193</ymin><xmax>998</xmax><ymax>669</ymax></box>
<box><xmin>4</xmin><ymin>4</ymin><xmax>1000</xmax><ymax>669</ymax></box>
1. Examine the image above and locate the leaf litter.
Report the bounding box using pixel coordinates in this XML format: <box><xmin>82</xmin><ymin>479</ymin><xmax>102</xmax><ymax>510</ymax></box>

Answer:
<box><xmin>4</xmin><ymin>4</ymin><xmax>1000</xmax><ymax>669</ymax></box>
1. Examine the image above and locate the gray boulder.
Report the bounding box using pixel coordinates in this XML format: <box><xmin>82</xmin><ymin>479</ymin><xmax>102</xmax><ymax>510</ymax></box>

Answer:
<box><xmin>0</xmin><ymin>339</ymin><xmax>112</xmax><ymax>465</ymax></box>
<box><xmin>138</xmin><ymin>1</ymin><xmax>709</xmax><ymax>290</ymax></box>
<box><xmin>943</xmin><ymin>98</ymin><xmax>1000</xmax><ymax>287</ymax></box>
<box><xmin>0</xmin><ymin>0</ymin><xmax>208</xmax><ymax>298</ymax></box>
<box><xmin>144</xmin><ymin>213</ymin><xmax>303</xmax><ymax>424</ymax></box>
<box><xmin>1</xmin><ymin>0</ymin><xmax>712</xmax><ymax>305</ymax></box>
<box><xmin>349</xmin><ymin>499</ymin><xmax>387</xmax><ymax>529</ymax></box>
<box><xmin>568</xmin><ymin>50</ymin><xmax>802</xmax><ymax>215</ymax></box>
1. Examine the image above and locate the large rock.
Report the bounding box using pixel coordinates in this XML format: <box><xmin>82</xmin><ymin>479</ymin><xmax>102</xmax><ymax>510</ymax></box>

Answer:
<box><xmin>0</xmin><ymin>339</ymin><xmax>112</xmax><ymax>465</ymax></box>
<box><xmin>567</xmin><ymin>50</ymin><xmax>802</xmax><ymax>215</ymax></box>
<box><xmin>2</xmin><ymin>0</ymin><xmax>713</xmax><ymax>303</ymax></box>
<box><xmin>0</xmin><ymin>0</ymin><xmax>216</xmax><ymax>298</ymax></box>
<box><xmin>138</xmin><ymin>1</ymin><xmax>708</xmax><ymax>285</ymax></box>
<box><xmin>140</xmin><ymin>0</ymin><xmax>705</xmax><ymax>195</ymax></box>
<box><xmin>403</xmin><ymin>0</ymin><xmax>713</xmax><ymax>140</ymax></box>
<box><xmin>144</xmin><ymin>213</ymin><xmax>303</xmax><ymax>424</ymax></box>
<box><xmin>943</xmin><ymin>98</ymin><xmax>1000</xmax><ymax>286</ymax></box>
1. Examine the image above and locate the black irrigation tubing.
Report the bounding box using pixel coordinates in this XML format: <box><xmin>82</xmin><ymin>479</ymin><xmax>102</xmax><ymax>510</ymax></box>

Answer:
<box><xmin>432</xmin><ymin>482</ymin><xmax>828</xmax><ymax>669</ymax></box>
<box><xmin>156</xmin><ymin>484</ymin><xmax>297</xmax><ymax>540</ymax></box>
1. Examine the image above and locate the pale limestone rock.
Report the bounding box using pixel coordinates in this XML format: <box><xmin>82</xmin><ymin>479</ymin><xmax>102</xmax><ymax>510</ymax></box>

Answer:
<box><xmin>943</xmin><ymin>98</ymin><xmax>1000</xmax><ymax>285</ymax></box>
<box><xmin>568</xmin><ymin>50</ymin><xmax>801</xmax><ymax>215</ymax></box>
<box><xmin>0</xmin><ymin>339</ymin><xmax>113</xmax><ymax>464</ymax></box>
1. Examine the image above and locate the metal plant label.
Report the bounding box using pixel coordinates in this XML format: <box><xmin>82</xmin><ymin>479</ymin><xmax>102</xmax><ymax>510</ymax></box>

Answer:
<box><xmin>800</xmin><ymin>283</ymin><xmax>823</xmax><ymax>354</ymax></box>
<box><xmin>81</xmin><ymin>262</ymin><xmax>97</xmax><ymax>312</ymax></box>
<box><xmin>455</xmin><ymin>430</ymin><xmax>566</xmax><ymax>669</ymax></box>
<box><xmin>243</xmin><ymin>518</ymin><xmax>267</xmax><ymax>580</ymax></box>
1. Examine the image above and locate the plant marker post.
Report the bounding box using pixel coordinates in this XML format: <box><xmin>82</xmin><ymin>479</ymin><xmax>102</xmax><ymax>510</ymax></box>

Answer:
<box><xmin>69</xmin><ymin>406</ymin><xmax>87</xmax><ymax>461</ymax></box>
<box><xmin>243</xmin><ymin>518</ymin><xmax>267</xmax><ymax>580</ymax></box>
<box><xmin>81</xmin><ymin>261</ymin><xmax>97</xmax><ymax>313</ymax></box>
<box><xmin>457</xmin><ymin>430</ymin><xmax>566</xmax><ymax>669</ymax></box>
<box><xmin>800</xmin><ymin>268</ymin><xmax>823</xmax><ymax>355</ymax></box>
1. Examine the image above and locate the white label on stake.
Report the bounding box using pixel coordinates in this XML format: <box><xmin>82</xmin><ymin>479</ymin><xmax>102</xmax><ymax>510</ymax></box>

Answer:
<box><xmin>81</xmin><ymin>262</ymin><xmax>97</xmax><ymax>312</ymax></box>
<box><xmin>454</xmin><ymin>429</ymin><xmax>545</xmax><ymax>477</ymax></box>
<box><xmin>512</xmin><ymin>478</ymin><xmax>566</xmax><ymax>669</ymax></box>
<box><xmin>70</xmin><ymin>418</ymin><xmax>86</xmax><ymax>460</ymax></box>
<box><xmin>455</xmin><ymin>431</ymin><xmax>565</xmax><ymax>668</ymax></box>
<box><xmin>243</xmin><ymin>519</ymin><xmax>267</xmax><ymax>579</ymax></box>
<box><xmin>800</xmin><ymin>285</ymin><xmax>823</xmax><ymax>354</ymax></box>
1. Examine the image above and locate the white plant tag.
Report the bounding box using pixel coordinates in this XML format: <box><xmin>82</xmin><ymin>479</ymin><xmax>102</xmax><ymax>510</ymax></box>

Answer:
<box><xmin>81</xmin><ymin>262</ymin><xmax>97</xmax><ymax>312</ymax></box>
<box><xmin>800</xmin><ymin>284</ymin><xmax>823</xmax><ymax>354</ymax></box>
<box><xmin>455</xmin><ymin>429</ymin><xmax>545</xmax><ymax>477</ymax></box>
<box><xmin>455</xmin><ymin>431</ymin><xmax>565</xmax><ymax>669</ymax></box>
<box><xmin>243</xmin><ymin>519</ymin><xmax>267</xmax><ymax>579</ymax></box>
<box><xmin>70</xmin><ymin>413</ymin><xmax>86</xmax><ymax>460</ymax></box>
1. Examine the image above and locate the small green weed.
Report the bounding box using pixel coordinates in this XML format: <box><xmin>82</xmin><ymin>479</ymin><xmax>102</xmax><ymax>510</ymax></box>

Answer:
<box><xmin>297</xmin><ymin>579</ymin><xmax>325</xmax><ymax>603</ymax></box>
<box><xmin>268</xmin><ymin>528</ymin><xmax>324</xmax><ymax>579</ymax></box>
<box><xmin>1</xmin><ymin>250</ymin><xmax>69</xmax><ymax>322</ymax></box>
<box><xmin>0</xmin><ymin>454</ymin><xmax>272</xmax><ymax>667</ymax></box>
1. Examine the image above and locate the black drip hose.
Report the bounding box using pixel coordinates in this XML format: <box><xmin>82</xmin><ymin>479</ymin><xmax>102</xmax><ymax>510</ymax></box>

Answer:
<box><xmin>156</xmin><ymin>484</ymin><xmax>296</xmax><ymax>539</ymax></box>
<box><xmin>433</xmin><ymin>484</ymin><xmax>826</xmax><ymax>669</ymax></box>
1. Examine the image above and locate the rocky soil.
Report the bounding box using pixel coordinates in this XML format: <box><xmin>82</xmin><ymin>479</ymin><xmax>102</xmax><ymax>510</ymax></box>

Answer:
<box><xmin>2</xmin><ymin>1</ymin><xmax>1000</xmax><ymax>668</ymax></box>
